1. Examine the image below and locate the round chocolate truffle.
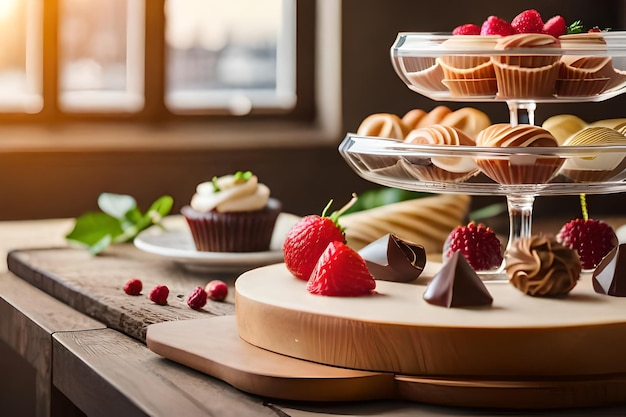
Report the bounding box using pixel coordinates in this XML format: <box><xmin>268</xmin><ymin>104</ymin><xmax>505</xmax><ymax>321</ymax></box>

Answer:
<box><xmin>505</xmin><ymin>235</ymin><xmax>581</xmax><ymax>297</ymax></box>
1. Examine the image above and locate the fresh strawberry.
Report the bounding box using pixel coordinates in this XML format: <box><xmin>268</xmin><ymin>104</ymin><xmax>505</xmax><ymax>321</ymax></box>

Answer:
<box><xmin>453</xmin><ymin>23</ymin><xmax>481</xmax><ymax>36</ymax></box>
<box><xmin>543</xmin><ymin>15</ymin><xmax>567</xmax><ymax>37</ymax></box>
<box><xmin>444</xmin><ymin>222</ymin><xmax>503</xmax><ymax>271</ymax></box>
<box><xmin>588</xmin><ymin>26</ymin><xmax>602</xmax><ymax>33</ymax></box>
<box><xmin>283</xmin><ymin>196</ymin><xmax>356</xmax><ymax>281</ymax></box>
<box><xmin>511</xmin><ymin>9</ymin><xmax>544</xmax><ymax>34</ymax></box>
<box><xmin>556</xmin><ymin>218</ymin><xmax>617</xmax><ymax>269</ymax></box>
<box><xmin>306</xmin><ymin>241</ymin><xmax>376</xmax><ymax>297</ymax></box>
<box><xmin>480</xmin><ymin>16</ymin><xmax>514</xmax><ymax>36</ymax></box>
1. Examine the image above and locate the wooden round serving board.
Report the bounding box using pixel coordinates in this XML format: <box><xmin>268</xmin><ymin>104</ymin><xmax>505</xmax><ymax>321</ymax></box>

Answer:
<box><xmin>235</xmin><ymin>263</ymin><xmax>626</xmax><ymax>378</ymax></box>
<box><xmin>146</xmin><ymin>315</ymin><xmax>626</xmax><ymax>409</ymax></box>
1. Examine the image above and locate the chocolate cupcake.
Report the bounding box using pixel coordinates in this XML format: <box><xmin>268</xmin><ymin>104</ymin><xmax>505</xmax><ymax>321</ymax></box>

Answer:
<box><xmin>491</xmin><ymin>34</ymin><xmax>562</xmax><ymax>98</ymax></box>
<box><xmin>181</xmin><ymin>172</ymin><xmax>282</xmax><ymax>252</ymax></box>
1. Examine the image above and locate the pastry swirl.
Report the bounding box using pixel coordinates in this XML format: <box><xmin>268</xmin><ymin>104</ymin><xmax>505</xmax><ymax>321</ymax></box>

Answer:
<box><xmin>476</xmin><ymin>123</ymin><xmax>558</xmax><ymax>147</ymax></box>
<box><xmin>505</xmin><ymin>235</ymin><xmax>581</xmax><ymax>297</ymax></box>
<box><xmin>357</xmin><ymin>113</ymin><xmax>407</xmax><ymax>140</ymax></box>
<box><xmin>495</xmin><ymin>33</ymin><xmax>560</xmax><ymax>50</ymax></box>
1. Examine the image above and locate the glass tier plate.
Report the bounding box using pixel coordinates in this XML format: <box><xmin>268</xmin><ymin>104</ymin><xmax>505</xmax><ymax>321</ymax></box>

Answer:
<box><xmin>339</xmin><ymin>133</ymin><xmax>626</xmax><ymax>196</ymax></box>
<box><xmin>391</xmin><ymin>32</ymin><xmax>626</xmax><ymax>103</ymax></box>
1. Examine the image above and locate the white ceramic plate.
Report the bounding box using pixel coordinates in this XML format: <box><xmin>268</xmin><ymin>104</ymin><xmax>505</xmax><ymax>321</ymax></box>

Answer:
<box><xmin>134</xmin><ymin>213</ymin><xmax>301</xmax><ymax>274</ymax></box>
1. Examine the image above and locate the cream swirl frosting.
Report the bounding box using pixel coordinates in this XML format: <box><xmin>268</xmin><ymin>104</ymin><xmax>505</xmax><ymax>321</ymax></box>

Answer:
<box><xmin>190</xmin><ymin>172</ymin><xmax>270</xmax><ymax>213</ymax></box>
<box><xmin>505</xmin><ymin>235</ymin><xmax>581</xmax><ymax>297</ymax></box>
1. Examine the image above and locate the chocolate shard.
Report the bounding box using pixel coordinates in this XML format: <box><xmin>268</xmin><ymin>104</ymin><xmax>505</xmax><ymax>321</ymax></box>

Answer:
<box><xmin>423</xmin><ymin>251</ymin><xmax>493</xmax><ymax>308</ymax></box>
<box><xmin>592</xmin><ymin>243</ymin><xmax>626</xmax><ymax>297</ymax></box>
<box><xmin>358</xmin><ymin>234</ymin><xmax>426</xmax><ymax>282</ymax></box>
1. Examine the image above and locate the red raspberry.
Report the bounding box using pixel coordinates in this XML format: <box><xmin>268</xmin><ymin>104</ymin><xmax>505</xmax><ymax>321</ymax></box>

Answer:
<box><xmin>445</xmin><ymin>222</ymin><xmax>503</xmax><ymax>271</ymax></box>
<box><xmin>187</xmin><ymin>286</ymin><xmax>208</xmax><ymax>310</ymax></box>
<box><xmin>511</xmin><ymin>9</ymin><xmax>544</xmax><ymax>34</ymax></box>
<box><xmin>205</xmin><ymin>280</ymin><xmax>228</xmax><ymax>302</ymax></box>
<box><xmin>149</xmin><ymin>285</ymin><xmax>169</xmax><ymax>305</ymax></box>
<box><xmin>123</xmin><ymin>278</ymin><xmax>142</xmax><ymax>296</ymax></box>
<box><xmin>556</xmin><ymin>218</ymin><xmax>618</xmax><ymax>269</ymax></box>
<box><xmin>453</xmin><ymin>23</ymin><xmax>481</xmax><ymax>36</ymax></box>
<box><xmin>480</xmin><ymin>16</ymin><xmax>514</xmax><ymax>36</ymax></box>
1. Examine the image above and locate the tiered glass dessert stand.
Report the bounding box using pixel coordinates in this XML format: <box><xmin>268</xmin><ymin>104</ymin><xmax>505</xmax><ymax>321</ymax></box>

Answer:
<box><xmin>340</xmin><ymin>31</ymin><xmax>626</xmax><ymax>264</ymax></box>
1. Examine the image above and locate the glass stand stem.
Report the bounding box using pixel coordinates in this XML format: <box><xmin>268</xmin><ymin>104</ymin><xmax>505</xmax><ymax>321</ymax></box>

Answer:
<box><xmin>507</xmin><ymin>101</ymin><xmax>537</xmax><ymax>126</ymax></box>
<box><xmin>506</xmin><ymin>195</ymin><xmax>535</xmax><ymax>253</ymax></box>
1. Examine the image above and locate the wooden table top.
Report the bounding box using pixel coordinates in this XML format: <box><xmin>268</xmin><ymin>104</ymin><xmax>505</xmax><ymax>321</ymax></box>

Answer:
<box><xmin>3</xmin><ymin>217</ymin><xmax>626</xmax><ymax>416</ymax></box>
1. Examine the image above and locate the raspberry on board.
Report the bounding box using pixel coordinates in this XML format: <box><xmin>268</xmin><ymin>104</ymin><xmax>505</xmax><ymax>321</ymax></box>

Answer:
<box><xmin>445</xmin><ymin>222</ymin><xmax>503</xmax><ymax>271</ymax></box>
<box><xmin>149</xmin><ymin>285</ymin><xmax>169</xmax><ymax>305</ymax></box>
<box><xmin>187</xmin><ymin>286</ymin><xmax>208</xmax><ymax>310</ymax></box>
<box><xmin>123</xmin><ymin>278</ymin><xmax>142</xmax><ymax>296</ymax></box>
<box><xmin>205</xmin><ymin>280</ymin><xmax>228</xmax><ymax>302</ymax></box>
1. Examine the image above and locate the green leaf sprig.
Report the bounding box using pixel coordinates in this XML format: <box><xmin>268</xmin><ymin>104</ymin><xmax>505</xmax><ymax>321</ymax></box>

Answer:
<box><xmin>66</xmin><ymin>193</ymin><xmax>174</xmax><ymax>255</ymax></box>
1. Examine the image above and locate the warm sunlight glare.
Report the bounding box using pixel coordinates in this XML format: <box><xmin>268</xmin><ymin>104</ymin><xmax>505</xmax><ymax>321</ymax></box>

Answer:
<box><xmin>0</xmin><ymin>0</ymin><xmax>16</xmax><ymax>20</ymax></box>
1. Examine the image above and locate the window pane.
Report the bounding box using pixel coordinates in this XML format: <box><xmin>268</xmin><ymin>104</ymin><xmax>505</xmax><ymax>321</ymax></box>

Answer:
<box><xmin>165</xmin><ymin>0</ymin><xmax>296</xmax><ymax>115</ymax></box>
<box><xmin>0</xmin><ymin>0</ymin><xmax>42</xmax><ymax>113</ymax></box>
<box><xmin>58</xmin><ymin>0</ymin><xmax>144</xmax><ymax>112</ymax></box>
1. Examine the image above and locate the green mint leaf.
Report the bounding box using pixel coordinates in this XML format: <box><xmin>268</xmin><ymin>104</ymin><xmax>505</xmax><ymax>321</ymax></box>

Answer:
<box><xmin>89</xmin><ymin>235</ymin><xmax>113</xmax><ymax>255</ymax></box>
<box><xmin>98</xmin><ymin>193</ymin><xmax>137</xmax><ymax>220</ymax></box>
<box><xmin>234</xmin><ymin>171</ymin><xmax>253</xmax><ymax>182</ymax></box>
<box><xmin>68</xmin><ymin>193</ymin><xmax>174</xmax><ymax>255</ymax></box>
<box><xmin>212</xmin><ymin>176</ymin><xmax>220</xmax><ymax>192</ymax></box>
<box><xmin>149</xmin><ymin>195</ymin><xmax>174</xmax><ymax>217</ymax></box>
<box><xmin>66</xmin><ymin>212</ymin><xmax>125</xmax><ymax>247</ymax></box>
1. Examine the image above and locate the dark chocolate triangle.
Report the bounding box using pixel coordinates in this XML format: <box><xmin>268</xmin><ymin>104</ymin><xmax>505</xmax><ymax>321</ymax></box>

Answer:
<box><xmin>423</xmin><ymin>251</ymin><xmax>493</xmax><ymax>308</ymax></box>
<box><xmin>359</xmin><ymin>233</ymin><xmax>426</xmax><ymax>282</ymax></box>
<box><xmin>593</xmin><ymin>243</ymin><xmax>626</xmax><ymax>297</ymax></box>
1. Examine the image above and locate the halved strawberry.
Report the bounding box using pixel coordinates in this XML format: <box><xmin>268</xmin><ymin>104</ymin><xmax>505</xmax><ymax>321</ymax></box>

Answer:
<box><xmin>307</xmin><ymin>241</ymin><xmax>376</xmax><ymax>297</ymax></box>
<box><xmin>283</xmin><ymin>196</ymin><xmax>355</xmax><ymax>281</ymax></box>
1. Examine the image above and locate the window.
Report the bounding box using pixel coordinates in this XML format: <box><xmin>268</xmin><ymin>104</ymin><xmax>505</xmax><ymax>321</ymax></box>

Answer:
<box><xmin>0</xmin><ymin>0</ymin><xmax>42</xmax><ymax>113</ymax></box>
<box><xmin>165</xmin><ymin>0</ymin><xmax>296</xmax><ymax>115</ymax></box>
<box><xmin>0</xmin><ymin>0</ymin><xmax>312</xmax><ymax>122</ymax></box>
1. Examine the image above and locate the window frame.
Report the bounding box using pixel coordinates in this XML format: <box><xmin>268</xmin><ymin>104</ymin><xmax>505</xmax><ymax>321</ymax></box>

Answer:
<box><xmin>0</xmin><ymin>0</ymin><xmax>317</xmax><ymax>126</ymax></box>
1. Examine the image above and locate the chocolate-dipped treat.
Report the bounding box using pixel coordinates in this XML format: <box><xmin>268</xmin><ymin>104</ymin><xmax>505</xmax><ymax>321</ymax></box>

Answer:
<box><xmin>423</xmin><ymin>251</ymin><xmax>493</xmax><ymax>308</ymax></box>
<box><xmin>359</xmin><ymin>234</ymin><xmax>426</xmax><ymax>282</ymax></box>
<box><xmin>593</xmin><ymin>243</ymin><xmax>626</xmax><ymax>297</ymax></box>
<box><xmin>505</xmin><ymin>235</ymin><xmax>581</xmax><ymax>297</ymax></box>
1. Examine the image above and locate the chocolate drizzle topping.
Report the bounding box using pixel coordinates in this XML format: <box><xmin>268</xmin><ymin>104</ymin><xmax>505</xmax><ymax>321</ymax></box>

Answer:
<box><xmin>423</xmin><ymin>251</ymin><xmax>493</xmax><ymax>308</ymax></box>
<box><xmin>593</xmin><ymin>243</ymin><xmax>626</xmax><ymax>297</ymax></box>
<box><xmin>358</xmin><ymin>234</ymin><xmax>426</xmax><ymax>282</ymax></box>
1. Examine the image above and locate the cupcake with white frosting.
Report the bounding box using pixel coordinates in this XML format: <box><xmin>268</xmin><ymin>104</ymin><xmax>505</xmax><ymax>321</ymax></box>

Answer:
<box><xmin>181</xmin><ymin>171</ymin><xmax>282</xmax><ymax>252</ymax></box>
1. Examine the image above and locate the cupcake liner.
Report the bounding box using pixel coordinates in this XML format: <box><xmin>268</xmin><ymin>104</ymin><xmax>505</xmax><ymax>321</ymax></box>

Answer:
<box><xmin>181</xmin><ymin>198</ymin><xmax>281</xmax><ymax>252</ymax></box>
<box><xmin>400</xmin><ymin>158</ymin><xmax>479</xmax><ymax>183</ymax></box>
<box><xmin>438</xmin><ymin>55</ymin><xmax>491</xmax><ymax>70</ymax></box>
<box><xmin>436</xmin><ymin>57</ymin><xmax>495</xmax><ymax>80</ymax></box>
<box><xmin>442</xmin><ymin>78</ymin><xmax>497</xmax><ymax>97</ymax></box>
<box><xmin>559</xmin><ymin>56</ymin><xmax>613</xmax><ymax>79</ymax></box>
<box><xmin>493</xmin><ymin>60</ymin><xmax>560</xmax><ymax>98</ymax></box>
<box><xmin>406</xmin><ymin>63</ymin><xmax>447</xmax><ymax>92</ymax></box>
<box><xmin>495</xmin><ymin>55</ymin><xmax>560</xmax><ymax>68</ymax></box>
<box><xmin>475</xmin><ymin>158</ymin><xmax>564</xmax><ymax>185</ymax></box>
<box><xmin>555</xmin><ymin>78</ymin><xmax>610</xmax><ymax>97</ymax></box>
